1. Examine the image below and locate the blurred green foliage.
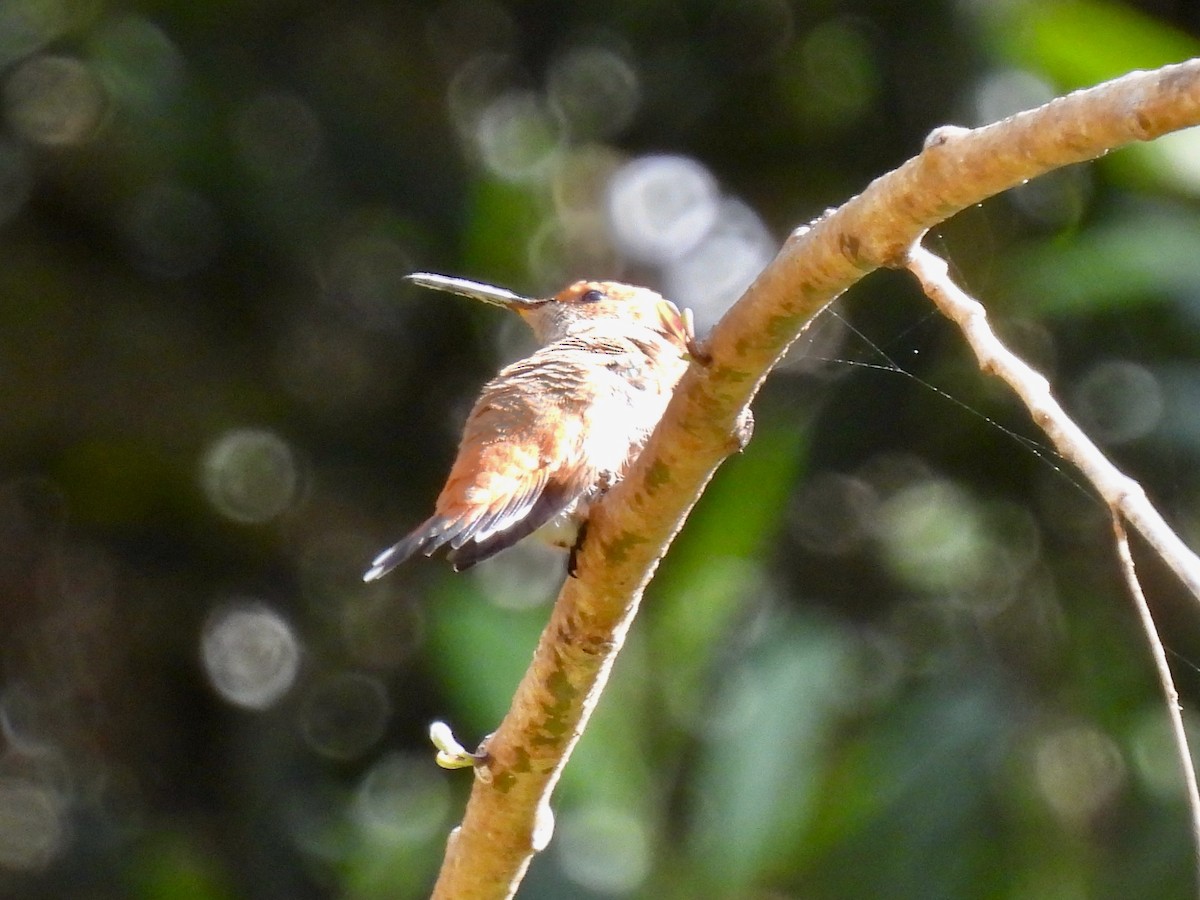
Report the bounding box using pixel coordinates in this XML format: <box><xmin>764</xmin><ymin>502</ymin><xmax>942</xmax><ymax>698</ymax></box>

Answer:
<box><xmin>1</xmin><ymin>0</ymin><xmax>1199</xmax><ymax>898</ymax></box>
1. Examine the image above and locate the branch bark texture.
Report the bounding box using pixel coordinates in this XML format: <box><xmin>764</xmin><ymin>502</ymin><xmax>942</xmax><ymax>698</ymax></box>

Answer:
<box><xmin>431</xmin><ymin>58</ymin><xmax>1200</xmax><ymax>899</ymax></box>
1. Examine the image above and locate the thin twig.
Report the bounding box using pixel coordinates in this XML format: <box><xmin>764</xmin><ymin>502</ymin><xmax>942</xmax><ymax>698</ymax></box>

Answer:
<box><xmin>907</xmin><ymin>241</ymin><xmax>1200</xmax><ymax>883</ymax></box>
<box><xmin>1110</xmin><ymin>515</ymin><xmax>1200</xmax><ymax>885</ymax></box>
<box><xmin>905</xmin><ymin>245</ymin><xmax>1200</xmax><ymax>600</ymax></box>
<box><xmin>430</xmin><ymin>60</ymin><xmax>1200</xmax><ymax>898</ymax></box>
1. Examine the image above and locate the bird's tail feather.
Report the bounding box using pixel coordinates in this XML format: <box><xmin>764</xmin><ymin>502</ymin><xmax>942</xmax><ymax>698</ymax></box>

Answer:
<box><xmin>362</xmin><ymin>515</ymin><xmax>469</xmax><ymax>582</ymax></box>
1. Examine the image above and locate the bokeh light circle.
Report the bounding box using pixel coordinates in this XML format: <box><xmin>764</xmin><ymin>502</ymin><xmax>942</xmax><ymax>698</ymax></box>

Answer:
<box><xmin>446</xmin><ymin>52</ymin><xmax>518</xmax><ymax>137</ymax></box>
<box><xmin>1033</xmin><ymin>723</ymin><xmax>1126</xmax><ymax>827</ymax></box>
<box><xmin>663</xmin><ymin>197</ymin><xmax>775</xmax><ymax>327</ymax></box>
<box><xmin>299</xmin><ymin>670</ymin><xmax>390</xmax><ymax>761</ymax></box>
<box><xmin>355</xmin><ymin>752</ymin><xmax>451</xmax><ymax>843</ymax></box>
<box><xmin>789</xmin><ymin>472</ymin><xmax>879</xmax><ymax>555</ymax></box>
<box><xmin>3</xmin><ymin>54</ymin><xmax>106</xmax><ymax>146</ymax></box>
<box><xmin>201</xmin><ymin>428</ymin><xmax>299</xmax><ymax>524</ymax></box>
<box><xmin>0</xmin><ymin>777</ymin><xmax>66</xmax><ymax>871</ymax></box>
<box><xmin>89</xmin><ymin>15</ymin><xmax>184</xmax><ymax>113</ymax></box>
<box><xmin>547</xmin><ymin>45</ymin><xmax>640</xmax><ymax>139</ymax></box>
<box><xmin>1070</xmin><ymin>359</ymin><xmax>1164</xmax><ymax>445</ymax></box>
<box><xmin>606</xmin><ymin>154</ymin><xmax>720</xmax><ymax>264</ymax></box>
<box><xmin>786</xmin><ymin>17</ymin><xmax>880</xmax><ymax>130</ymax></box>
<box><xmin>201</xmin><ymin>601</ymin><xmax>302</xmax><ymax>710</ymax></box>
<box><xmin>874</xmin><ymin>478</ymin><xmax>990</xmax><ymax>595</ymax></box>
<box><xmin>556</xmin><ymin>805</ymin><xmax>652</xmax><ymax>894</ymax></box>
<box><xmin>972</xmin><ymin>68</ymin><xmax>1056</xmax><ymax>127</ymax></box>
<box><xmin>474</xmin><ymin>89</ymin><xmax>562</xmax><ymax>181</ymax></box>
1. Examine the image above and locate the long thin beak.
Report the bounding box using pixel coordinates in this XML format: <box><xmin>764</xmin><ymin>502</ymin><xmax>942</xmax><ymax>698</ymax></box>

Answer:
<box><xmin>406</xmin><ymin>273</ymin><xmax>542</xmax><ymax>309</ymax></box>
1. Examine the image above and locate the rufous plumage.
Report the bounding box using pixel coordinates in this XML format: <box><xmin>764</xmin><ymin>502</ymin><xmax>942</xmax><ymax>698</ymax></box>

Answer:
<box><xmin>364</xmin><ymin>273</ymin><xmax>700</xmax><ymax>580</ymax></box>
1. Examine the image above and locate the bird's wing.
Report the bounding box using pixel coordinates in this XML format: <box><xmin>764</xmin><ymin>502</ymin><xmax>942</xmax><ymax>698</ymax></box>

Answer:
<box><xmin>363</xmin><ymin>361</ymin><xmax>598</xmax><ymax>580</ymax></box>
<box><xmin>444</xmin><ymin>480</ymin><xmax>579</xmax><ymax>571</ymax></box>
<box><xmin>434</xmin><ymin>395</ymin><xmax>594</xmax><ymax>570</ymax></box>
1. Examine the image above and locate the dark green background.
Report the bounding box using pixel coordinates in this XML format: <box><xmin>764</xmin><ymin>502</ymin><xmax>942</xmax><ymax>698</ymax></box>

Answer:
<box><xmin>2</xmin><ymin>1</ymin><xmax>1200</xmax><ymax>897</ymax></box>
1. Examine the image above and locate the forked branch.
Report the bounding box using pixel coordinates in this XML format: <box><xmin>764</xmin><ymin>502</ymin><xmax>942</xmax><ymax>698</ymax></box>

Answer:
<box><xmin>906</xmin><ymin>245</ymin><xmax>1200</xmax><ymax>598</ymax></box>
<box><xmin>431</xmin><ymin>58</ymin><xmax>1200</xmax><ymax>899</ymax></box>
<box><xmin>907</xmin><ymin>244</ymin><xmax>1200</xmax><ymax>884</ymax></box>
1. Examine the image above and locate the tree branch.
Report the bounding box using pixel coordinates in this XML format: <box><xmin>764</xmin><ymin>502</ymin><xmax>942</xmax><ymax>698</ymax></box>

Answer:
<box><xmin>905</xmin><ymin>244</ymin><xmax>1200</xmax><ymax>602</ymax></box>
<box><xmin>1111</xmin><ymin>515</ymin><xmax>1200</xmax><ymax>884</ymax></box>
<box><xmin>906</xmin><ymin>242</ymin><xmax>1200</xmax><ymax>887</ymax></box>
<box><xmin>430</xmin><ymin>58</ymin><xmax>1200</xmax><ymax>898</ymax></box>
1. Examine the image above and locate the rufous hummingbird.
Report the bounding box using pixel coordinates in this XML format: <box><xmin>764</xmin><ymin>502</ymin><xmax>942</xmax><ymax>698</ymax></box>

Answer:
<box><xmin>363</xmin><ymin>272</ymin><xmax>704</xmax><ymax>580</ymax></box>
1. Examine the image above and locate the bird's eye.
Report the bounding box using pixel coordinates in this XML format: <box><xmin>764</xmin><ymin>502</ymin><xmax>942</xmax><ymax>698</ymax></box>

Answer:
<box><xmin>580</xmin><ymin>289</ymin><xmax>605</xmax><ymax>303</ymax></box>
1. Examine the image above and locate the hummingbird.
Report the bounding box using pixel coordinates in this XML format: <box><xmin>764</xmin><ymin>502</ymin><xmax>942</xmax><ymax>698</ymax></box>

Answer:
<box><xmin>363</xmin><ymin>272</ymin><xmax>704</xmax><ymax>581</ymax></box>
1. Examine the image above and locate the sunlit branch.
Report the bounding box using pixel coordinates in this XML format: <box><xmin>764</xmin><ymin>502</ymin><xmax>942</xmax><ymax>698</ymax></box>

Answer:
<box><xmin>431</xmin><ymin>58</ymin><xmax>1200</xmax><ymax>899</ymax></box>
<box><xmin>905</xmin><ymin>244</ymin><xmax>1200</xmax><ymax>601</ymax></box>
<box><xmin>907</xmin><ymin>243</ymin><xmax>1200</xmax><ymax>886</ymax></box>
